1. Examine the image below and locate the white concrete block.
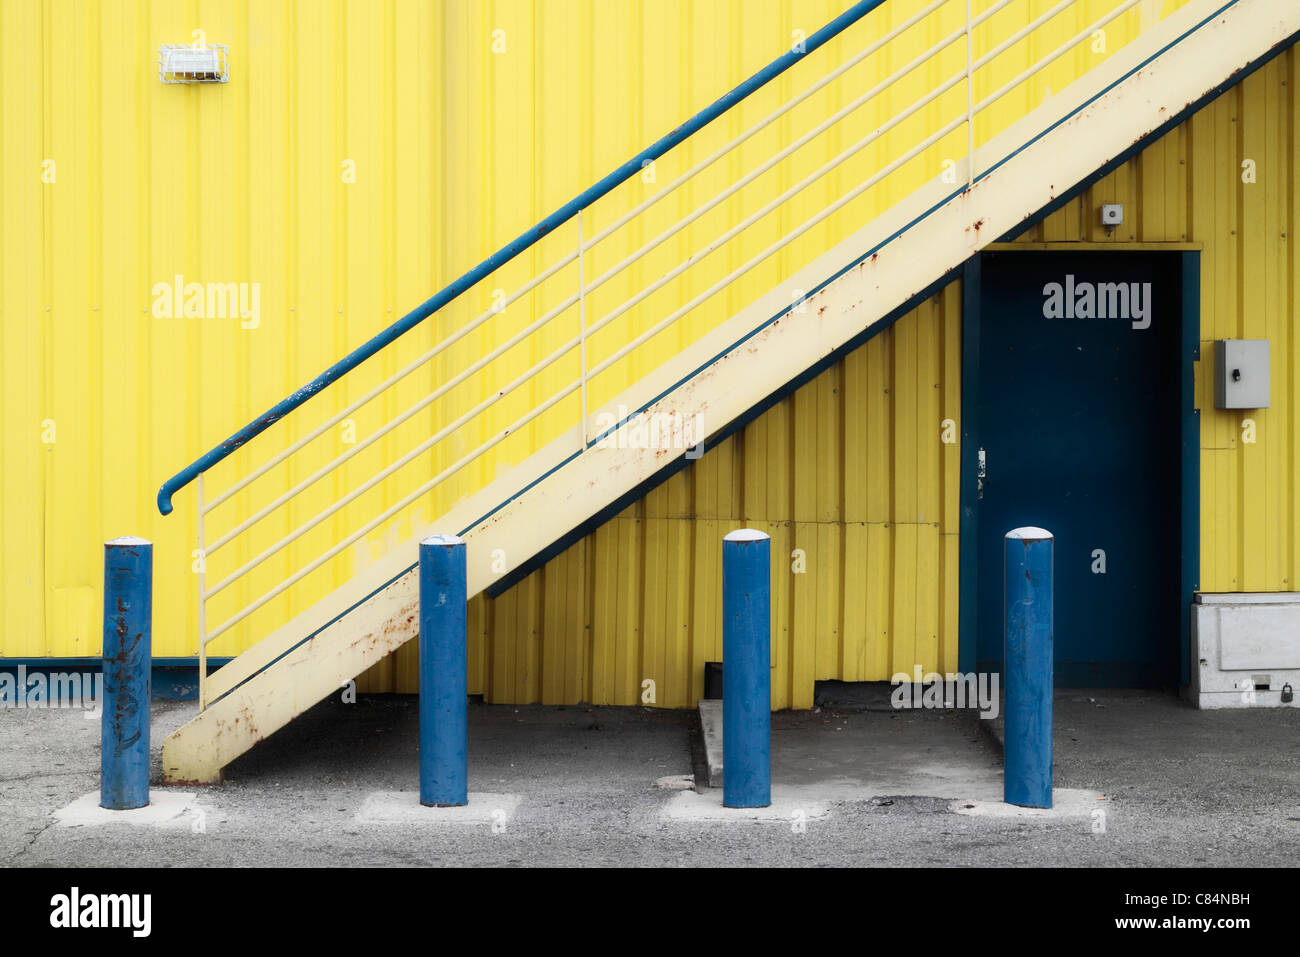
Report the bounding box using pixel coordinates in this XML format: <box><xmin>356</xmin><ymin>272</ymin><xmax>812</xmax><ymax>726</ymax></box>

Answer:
<box><xmin>53</xmin><ymin>789</ymin><xmax>200</xmax><ymax>827</ymax></box>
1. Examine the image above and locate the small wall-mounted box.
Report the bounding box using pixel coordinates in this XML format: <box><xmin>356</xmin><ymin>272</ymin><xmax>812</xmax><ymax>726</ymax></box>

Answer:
<box><xmin>159</xmin><ymin>44</ymin><xmax>229</xmax><ymax>84</ymax></box>
<box><xmin>1213</xmin><ymin>339</ymin><xmax>1269</xmax><ymax>409</ymax></box>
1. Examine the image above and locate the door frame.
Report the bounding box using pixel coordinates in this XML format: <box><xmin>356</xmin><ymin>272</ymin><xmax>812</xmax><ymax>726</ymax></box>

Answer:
<box><xmin>958</xmin><ymin>242</ymin><xmax>1201</xmax><ymax>686</ymax></box>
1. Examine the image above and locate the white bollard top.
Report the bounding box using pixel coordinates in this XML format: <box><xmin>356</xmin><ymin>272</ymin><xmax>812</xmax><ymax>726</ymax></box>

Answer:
<box><xmin>1005</xmin><ymin>526</ymin><xmax>1053</xmax><ymax>541</ymax></box>
<box><xmin>106</xmin><ymin>536</ymin><xmax>152</xmax><ymax>546</ymax></box>
<box><xmin>421</xmin><ymin>534</ymin><xmax>466</xmax><ymax>546</ymax></box>
<box><xmin>724</xmin><ymin>528</ymin><xmax>770</xmax><ymax>542</ymax></box>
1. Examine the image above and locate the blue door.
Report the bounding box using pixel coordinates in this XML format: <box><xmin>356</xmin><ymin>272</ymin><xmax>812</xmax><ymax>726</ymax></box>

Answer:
<box><xmin>971</xmin><ymin>250</ymin><xmax>1183</xmax><ymax>687</ymax></box>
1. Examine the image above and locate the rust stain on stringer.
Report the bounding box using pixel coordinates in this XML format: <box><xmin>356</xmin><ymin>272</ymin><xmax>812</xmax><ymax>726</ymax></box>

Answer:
<box><xmin>355</xmin><ymin>593</ymin><xmax>421</xmax><ymax>662</ymax></box>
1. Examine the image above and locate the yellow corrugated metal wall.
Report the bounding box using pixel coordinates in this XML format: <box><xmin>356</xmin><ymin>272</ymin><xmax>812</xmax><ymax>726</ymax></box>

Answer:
<box><xmin>361</xmin><ymin>37</ymin><xmax>1300</xmax><ymax>706</ymax></box>
<box><xmin>0</xmin><ymin>0</ymin><xmax>458</xmax><ymax>659</ymax></box>
<box><xmin>0</xmin><ymin>0</ymin><xmax>1196</xmax><ymax>666</ymax></box>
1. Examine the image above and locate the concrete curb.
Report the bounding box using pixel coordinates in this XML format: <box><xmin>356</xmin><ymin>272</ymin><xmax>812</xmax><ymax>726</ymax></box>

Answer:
<box><xmin>697</xmin><ymin>699</ymin><xmax>723</xmax><ymax>788</ymax></box>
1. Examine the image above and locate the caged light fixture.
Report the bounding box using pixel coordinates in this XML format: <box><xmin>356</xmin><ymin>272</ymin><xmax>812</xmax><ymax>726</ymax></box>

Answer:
<box><xmin>158</xmin><ymin>44</ymin><xmax>229</xmax><ymax>84</ymax></box>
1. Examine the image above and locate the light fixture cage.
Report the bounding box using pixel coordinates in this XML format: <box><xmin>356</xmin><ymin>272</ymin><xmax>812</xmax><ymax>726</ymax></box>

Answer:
<box><xmin>158</xmin><ymin>44</ymin><xmax>229</xmax><ymax>84</ymax></box>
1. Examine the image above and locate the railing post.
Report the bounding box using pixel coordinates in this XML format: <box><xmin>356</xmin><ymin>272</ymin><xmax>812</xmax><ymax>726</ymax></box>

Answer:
<box><xmin>965</xmin><ymin>0</ymin><xmax>976</xmax><ymax>186</ymax></box>
<box><xmin>196</xmin><ymin>473</ymin><xmax>207</xmax><ymax>711</ymax></box>
<box><xmin>1003</xmin><ymin>526</ymin><xmax>1053</xmax><ymax>808</ymax></box>
<box><xmin>101</xmin><ymin>536</ymin><xmax>153</xmax><ymax>810</ymax></box>
<box><xmin>578</xmin><ymin>207</ymin><xmax>588</xmax><ymax>450</ymax></box>
<box><xmin>722</xmin><ymin>528</ymin><xmax>771</xmax><ymax>808</ymax></box>
<box><xmin>419</xmin><ymin>535</ymin><xmax>468</xmax><ymax>807</ymax></box>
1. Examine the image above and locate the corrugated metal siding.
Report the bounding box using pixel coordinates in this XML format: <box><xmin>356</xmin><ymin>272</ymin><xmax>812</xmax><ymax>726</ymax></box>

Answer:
<box><xmin>0</xmin><ymin>0</ymin><xmax>1189</xmax><ymax>661</ymax></box>
<box><xmin>360</xmin><ymin>283</ymin><xmax>964</xmax><ymax>706</ymax></box>
<box><xmin>1010</xmin><ymin>46</ymin><xmax>1300</xmax><ymax>594</ymax></box>
<box><xmin>0</xmin><ymin>0</ymin><xmax>456</xmax><ymax>658</ymax></box>
<box><xmin>361</xmin><ymin>36</ymin><xmax>1300</xmax><ymax>706</ymax></box>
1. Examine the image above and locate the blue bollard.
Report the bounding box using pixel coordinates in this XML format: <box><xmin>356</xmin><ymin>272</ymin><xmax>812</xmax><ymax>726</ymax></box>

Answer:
<box><xmin>1003</xmin><ymin>526</ymin><xmax>1054</xmax><ymax>808</ymax></box>
<box><xmin>419</xmin><ymin>535</ymin><xmax>468</xmax><ymax>807</ymax></box>
<box><xmin>101</xmin><ymin>537</ymin><xmax>153</xmax><ymax>810</ymax></box>
<box><xmin>723</xmin><ymin>529</ymin><xmax>771</xmax><ymax>808</ymax></box>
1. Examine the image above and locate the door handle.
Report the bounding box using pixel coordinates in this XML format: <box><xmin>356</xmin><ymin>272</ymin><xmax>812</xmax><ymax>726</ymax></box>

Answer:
<box><xmin>977</xmin><ymin>446</ymin><xmax>987</xmax><ymax>500</ymax></box>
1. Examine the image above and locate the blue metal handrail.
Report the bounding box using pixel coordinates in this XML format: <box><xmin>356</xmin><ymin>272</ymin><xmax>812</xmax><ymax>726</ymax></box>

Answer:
<box><xmin>156</xmin><ymin>0</ymin><xmax>887</xmax><ymax>515</ymax></box>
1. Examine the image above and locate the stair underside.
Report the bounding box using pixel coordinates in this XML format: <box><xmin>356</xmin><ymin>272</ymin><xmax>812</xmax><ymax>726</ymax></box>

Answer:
<box><xmin>163</xmin><ymin>0</ymin><xmax>1298</xmax><ymax>783</ymax></box>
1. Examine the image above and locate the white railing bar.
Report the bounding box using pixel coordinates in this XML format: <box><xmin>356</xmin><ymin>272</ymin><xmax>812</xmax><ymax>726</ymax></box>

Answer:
<box><xmin>297</xmin><ymin>108</ymin><xmax>967</xmax><ymax>522</ymax></box>
<box><xmin>581</xmin><ymin>0</ymin><xmax>952</xmax><ymax>254</ymax></box>
<box><xmin>205</xmin><ymin>283</ymin><xmax>586</xmax><ymax>553</ymax></box>
<box><xmin>203</xmin><ymin>376</ymin><xmax>585</xmax><ymax>643</ymax></box>
<box><xmin>585</xmin><ymin>0</ymin><xmax>1136</xmax><ymax>399</ymax></box>
<box><xmin>968</xmin><ymin>0</ymin><xmax>1077</xmax><ymax>76</ymax></box>
<box><xmin>576</xmin><ymin>0</ymin><xmax>1018</xmax><ymax>313</ymax></box>
<box><xmin>580</xmin><ymin>0</ymin><xmax>1060</xmax><ymax>339</ymax></box>
<box><xmin>583</xmin><ymin>66</ymin><xmax>970</xmax><ymax>343</ymax></box>
<box><xmin>493</xmin><ymin>0</ymin><xmax>1100</xmax><ymax>472</ymax></box>
<box><xmin>206</xmin><ymin>60</ymin><xmax>982</xmax><ymax>576</ymax></box>
<box><xmin>204</xmin><ymin>0</ymin><xmax>969</xmax><ymax>520</ymax></box>
<box><xmin>202</xmin><ymin>1</ymin><xmax>947</xmax><ymax>514</ymax></box>
<box><xmin>223</xmin><ymin>69</ymin><xmax>978</xmax><ymax>595</ymax></box>
<box><xmin>205</xmin><ymin>9</ymin><xmax>987</xmax><ymax>546</ymax></box>
<box><xmin>589</xmin><ymin>112</ymin><xmax>970</xmax><ymax>383</ymax></box>
<box><xmin>204</xmin><ymin>317</ymin><xmax>602</xmax><ymax>597</ymax></box>
<box><xmin>973</xmin><ymin>0</ymin><xmax>1142</xmax><ymax>118</ymax></box>
<box><xmin>205</xmin><ymin>250</ymin><xmax>581</xmax><ymax>513</ymax></box>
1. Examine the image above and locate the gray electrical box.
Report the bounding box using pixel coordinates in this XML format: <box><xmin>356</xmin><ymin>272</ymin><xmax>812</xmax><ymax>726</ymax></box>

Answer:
<box><xmin>1214</xmin><ymin>339</ymin><xmax>1269</xmax><ymax>409</ymax></box>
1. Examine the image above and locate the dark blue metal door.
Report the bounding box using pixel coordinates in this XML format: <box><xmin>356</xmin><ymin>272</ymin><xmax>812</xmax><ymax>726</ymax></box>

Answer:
<box><xmin>973</xmin><ymin>250</ymin><xmax>1182</xmax><ymax>687</ymax></box>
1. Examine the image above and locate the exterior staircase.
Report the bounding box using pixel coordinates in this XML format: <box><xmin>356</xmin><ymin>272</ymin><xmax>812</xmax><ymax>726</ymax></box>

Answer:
<box><xmin>158</xmin><ymin>0</ymin><xmax>1300</xmax><ymax>782</ymax></box>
